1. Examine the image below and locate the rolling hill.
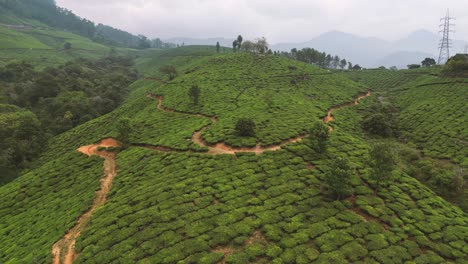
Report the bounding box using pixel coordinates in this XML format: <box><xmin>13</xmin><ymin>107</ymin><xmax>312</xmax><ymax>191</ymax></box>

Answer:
<box><xmin>0</xmin><ymin>49</ymin><xmax>466</xmax><ymax>263</ymax></box>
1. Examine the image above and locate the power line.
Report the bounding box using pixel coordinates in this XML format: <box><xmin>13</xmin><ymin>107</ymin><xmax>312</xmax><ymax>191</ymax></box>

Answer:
<box><xmin>438</xmin><ymin>9</ymin><xmax>455</xmax><ymax>64</ymax></box>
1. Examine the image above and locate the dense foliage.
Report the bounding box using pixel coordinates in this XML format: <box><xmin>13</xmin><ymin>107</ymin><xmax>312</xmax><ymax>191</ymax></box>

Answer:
<box><xmin>0</xmin><ymin>55</ymin><xmax>136</xmax><ymax>172</ymax></box>
<box><xmin>0</xmin><ymin>104</ymin><xmax>44</xmax><ymax>171</ymax></box>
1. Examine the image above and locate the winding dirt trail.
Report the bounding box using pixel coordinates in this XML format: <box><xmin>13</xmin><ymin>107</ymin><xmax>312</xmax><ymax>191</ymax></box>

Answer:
<box><xmin>323</xmin><ymin>91</ymin><xmax>371</xmax><ymax>131</ymax></box>
<box><xmin>52</xmin><ymin>90</ymin><xmax>371</xmax><ymax>263</ymax></box>
<box><xmin>149</xmin><ymin>90</ymin><xmax>371</xmax><ymax>155</ymax></box>
<box><xmin>52</xmin><ymin>138</ymin><xmax>120</xmax><ymax>264</ymax></box>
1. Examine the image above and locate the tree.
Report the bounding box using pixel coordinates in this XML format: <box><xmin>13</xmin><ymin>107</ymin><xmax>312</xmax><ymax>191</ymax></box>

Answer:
<box><xmin>309</xmin><ymin>122</ymin><xmax>329</xmax><ymax>153</ymax></box>
<box><xmin>325</xmin><ymin>157</ymin><xmax>353</xmax><ymax>199</ymax></box>
<box><xmin>254</xmin><ymin>37</ymin><xmax>269</xmax><ymax>54</ymax></box>
<box><xmin>235</xmin><ymin>118</ymin><xmax>256</xmax><ymax>137</ymax></box>
<box><xmin>369</xmin><ymin>142</ymin><xmax>397</xmax><ymax>188</ymax></box>
<box><xmin>362</xmin><ymin>112</ymin><xmax>394</xmax><ymax>137</ymax></box>
<box><xmin>237</xmin><ymin>35</ymin><xmax>243</xmax><ymax>48</ymax></box>
<box><xmin>352</xmin><ymin>64</ymin><xmax>362</xmax><ymax>70</ymax></box>
<box><xmin>188</xmin><ymin>85</ymin><xmax>200</xmax><ymax>105</ymax></box>
<box><xmin>451</xmin><ymin>167</ymin><xmax>465</xmax><ymax>194</ymax></box>
<box><xmin>241</xmin><ymin>41</ymin><xmax>255</xmax><ymax>53</ymax></box>
<box><xmin>216</xmin><ymin>42</ymin><xmax>220</xmax><ymax>53</ymax></box>
<box><xmin>339</xmin><ymin>59</ymin><xmax>347</xmax><ymax>69</ymax></box>
<box><xmin>407</xmin><ymin>64</ymin><xmax>421</xmax><ymax>69</ymax></box>
<box><xmin>159</xmin><ymin>65</ymin><xmax>177</xmax><ymax>80</ymax></box>
<box><xmin>390</xmin><ymin>66</ymin><xmax>398</xmax><ymax>71</ymax></box>
<box><xmin>421</xmin><ymin>58</ymin><xmax>436</xmax><ymax>67</ymax></box>
<box><xmin>137</xmin><ymin>35</ymin><xmax>151</xmax><ymax>49</ymax></box>
<box><xmin>232</xmin><ymin>40</ymin><xmax>238</xmax><ymax>52</ymax></box>
<box><xmin>348</xmin><ymin>62</ymin><xmax>353</xmax><ymax>70</ymax></box>
<box><xmin>64</xmin><ymin>42</ymin><xmax>72</xmax><ymax>50</ymax></box>
<box><xmin>116</xmin><ymin>117</ymin><xmax>132</xmax><ymax>145</ymax></box>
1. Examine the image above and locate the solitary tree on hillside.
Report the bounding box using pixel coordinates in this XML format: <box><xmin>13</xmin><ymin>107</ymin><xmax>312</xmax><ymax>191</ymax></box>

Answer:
<box><xmin>235</xmin><ymin>118</ymin><xmax>256</xmax><ymax>137</ymax></box>
<box><xmin>421</xmin><ymin>58</ymin><xmax>436</xmax><ymax>67</ymax></box>
<box><xmin>325</xmin><ymin>157</ymin><xmax>353</xmax><ymax>199</ymax></box>
<box><xmin>254</xmin><ymin>37</ymin><xmax>269</xmax><ymax>54</ymax></box>
<box><xmin>117</xmin><ymin>117</ymin><xmax>132</xmax><ymax>146</ymax></box>
<box><xmin>159</xmin><ymin>65</ymin><xmax>177</xmax><ymax>80</ymax></box>
<box><xmin>237</xmin><ymin>35</ymin><xmax>243</xmax><ymax>48</ymax></box>
<box><xmin>188</xmin><ymin>85</ymin><xmax>200</xmax><ymax>105</ymax></box>
<box><xmin>369</xmin><ymin>142</ymin><xmax>397</xmax><ymax>189</ymax></box>
<box><xmin>64</xmin><ymin>42</ymin><xmax>72</xmax><ymax>50</ymax></box>
<box><xmin>309</xmin><ymin>122</ymin><xmax>330</xmax><ymax>153</ymax></box>
<box><xmin>216</xmin><ymin>42</ymin><xmax>220</xmax><ymax>53</ymax></box>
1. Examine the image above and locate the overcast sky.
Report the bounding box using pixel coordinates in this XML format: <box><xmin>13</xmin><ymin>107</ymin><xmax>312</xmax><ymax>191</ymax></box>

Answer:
<box><xmin>56</xmin><ymin>0</ymin><xmax>468</xmax><ymax>43</ymax></box>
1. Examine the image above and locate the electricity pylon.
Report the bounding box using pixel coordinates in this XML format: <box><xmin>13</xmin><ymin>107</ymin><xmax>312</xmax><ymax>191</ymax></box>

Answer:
<box><xmin>438</xmin><ymin>9</ymin><xmax>455</xmax><ymax>64</ymax></box>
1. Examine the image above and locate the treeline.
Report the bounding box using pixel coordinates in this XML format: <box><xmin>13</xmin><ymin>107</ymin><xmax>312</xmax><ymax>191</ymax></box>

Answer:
<box><xmin>0</xmin><ymin>55</ymin><xmax>137</xmax><ymax>171</ymax></box>
<box><xmin>280</xmin><ymin>48</ymin><xmax>357</xmax><ymax>70</ymax></box>
<box><xmin>230</xmin><ymin>35</ymin><xmax>355</xmax><ymax>70</ymax></box>
<box><xmin>0</xmin><ymin>0</ymin><xmax>174</xmax><ymax>49</ymax></box>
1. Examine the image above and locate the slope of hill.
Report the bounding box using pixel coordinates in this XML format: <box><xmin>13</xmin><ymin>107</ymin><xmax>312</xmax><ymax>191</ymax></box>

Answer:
<box><xmin>341</xmin><ymin>67</ymin><xmax>467</xmax><ymax>210</ymax></box>
<box><xmin>0</xmin><ymin>24</ymin><xmax>137</xmax><ymax>68</ymax></box>
<box><xmin>1</xmin><ymin>51</ymin><xmax>466</xmax><ymax>264</ymax></box>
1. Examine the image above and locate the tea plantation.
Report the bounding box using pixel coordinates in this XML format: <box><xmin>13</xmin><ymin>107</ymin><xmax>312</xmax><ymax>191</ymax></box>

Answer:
<box><xmin>0</xmin><ymin>52</ymin><xmax>467</xmax><ymax>263</ymax></box>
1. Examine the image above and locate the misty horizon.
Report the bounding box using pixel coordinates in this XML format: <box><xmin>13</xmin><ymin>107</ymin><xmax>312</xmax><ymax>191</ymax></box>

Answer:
<box><xmin>55</xmin><ymin>0</ymin><xmax>468</xmax><ymax>44</ymax></box>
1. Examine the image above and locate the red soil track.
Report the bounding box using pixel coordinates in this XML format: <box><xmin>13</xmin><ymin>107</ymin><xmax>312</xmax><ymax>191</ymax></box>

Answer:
<box><xmin>52</xmin><ymin>138</ymin><xmax>119</xmax><ymax>264</ymax></box>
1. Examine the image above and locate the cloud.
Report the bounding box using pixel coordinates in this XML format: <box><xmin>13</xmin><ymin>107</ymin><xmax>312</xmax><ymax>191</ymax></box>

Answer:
<box><xmin>56</xmin><ymin>0</ymin><xmax>468</xmax><ymax>43</ymax></box>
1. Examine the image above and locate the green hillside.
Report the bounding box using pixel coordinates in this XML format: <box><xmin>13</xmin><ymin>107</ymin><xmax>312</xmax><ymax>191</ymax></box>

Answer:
<box><xmin>1</xmin><ymin>52</ymin><xmax>467</xmax><ymax>264</ymax></box>
<box><xmin>342</xmin><ymin>68</ymin><xmax>467</xmax><ymax>210</ymax></box>
<box><xmin>0</xmin><ymin>25</ymin><xmax>138</xmax><ymax>68</ymax></box>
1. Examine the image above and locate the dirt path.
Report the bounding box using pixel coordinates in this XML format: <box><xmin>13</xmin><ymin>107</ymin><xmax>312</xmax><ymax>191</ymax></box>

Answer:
<box><xmin>149</xmin><ymin>90</ymin><xmax>371</xmax><ymax>155</ymax></box>
<box><xmin>323</xmin><ymin>91</ymin><xmax>371</xmax><ymax>131</ymax></box>
<box><xmin>52</xmin><ymin>138</ymin><xmax>120</xmax><ymax>264</ymax></box>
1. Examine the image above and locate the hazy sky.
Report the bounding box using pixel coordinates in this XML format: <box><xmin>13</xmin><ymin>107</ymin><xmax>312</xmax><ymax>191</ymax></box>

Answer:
<box><xmin>56</xmin><ymin>0</ymin><xmax>468</xmax><ymax>43</ymax></box>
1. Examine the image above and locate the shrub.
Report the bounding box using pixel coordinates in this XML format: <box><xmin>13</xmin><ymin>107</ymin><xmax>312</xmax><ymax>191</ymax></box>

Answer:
<box><xmin>234</xmin><ymin>118</ymin><xmax>256</xmax><ymax>137</ymax></box>
<box><xmin>309</xmin><ymin>122</ymin><xmax>329</xmax><ymax>153</ymax></box>
<box><xmin>159</xmin><ymin>65</ymin><xmax>177</xmax><ymax>80</ymax></box>
<box><xmin>369</xmin><ymin>142</ymin><xmax>397</xmax><ymax>188</ymax></box>
<box><xmin>188</xmin><ymin>85</ymin><xmax>201</xmax><ymax>105</ymax></box>
<box><xmin>324</xmin><ymin>157</ymin><xmax>353</xmax><ymax>199</ymax></box>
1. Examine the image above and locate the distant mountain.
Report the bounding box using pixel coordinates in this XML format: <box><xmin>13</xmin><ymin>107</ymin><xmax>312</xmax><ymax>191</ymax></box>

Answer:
<box><xmin>163</xmin><ymin>37</ymin><xmax>235</xmax><ymax>47</ymax></box>
<box><xmin>271</xmin><ymin>30</ymin><xmax>468</xmax><ymax>69</ymax></box>
<box><xmin>273</xmin><ymin>31</ymin><xmax>392</xmax><ymax>67</ymax></box>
